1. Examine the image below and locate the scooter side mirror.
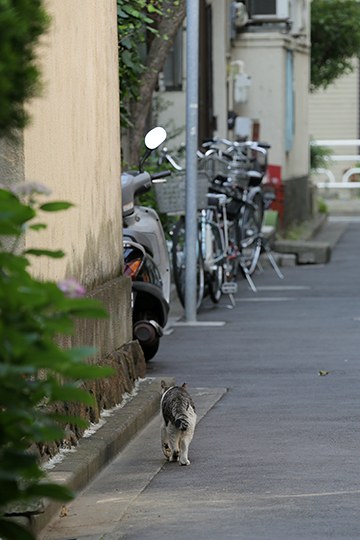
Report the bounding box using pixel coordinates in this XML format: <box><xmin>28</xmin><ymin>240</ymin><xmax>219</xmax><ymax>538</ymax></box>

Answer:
<box><xmin>144</xmin><ymin>127</ymin><xmax>167</xmax><ymax>150</ymax></box>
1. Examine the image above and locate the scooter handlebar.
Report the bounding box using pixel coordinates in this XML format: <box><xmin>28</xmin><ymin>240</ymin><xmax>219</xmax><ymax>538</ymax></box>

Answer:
<box><xmin>151</xmin><ymin>170</ymin><xmax>172</xmax><ymax>182</ymax></box>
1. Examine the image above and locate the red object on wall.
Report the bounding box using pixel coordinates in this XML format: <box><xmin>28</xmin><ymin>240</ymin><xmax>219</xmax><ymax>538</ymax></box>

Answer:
<box><xmin>263</xmin><ymin>164</ymin><xmax>284</xmax><ymax>225</ymax></box>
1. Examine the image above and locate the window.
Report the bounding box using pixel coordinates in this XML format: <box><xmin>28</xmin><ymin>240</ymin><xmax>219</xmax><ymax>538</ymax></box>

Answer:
<box><xmin>245</xmin><ymin>0</ymin><xmax>290</xmax><ymax>20</ymax></box>
<box><xmin>163</xmin><ymin>29</ymin><xmax>183</xmax><ymax>91</ymax></box>
<box><xmin>250</xmin><ymin>0</ymin><xmax>276</xmax><ymax>16</ymax></box>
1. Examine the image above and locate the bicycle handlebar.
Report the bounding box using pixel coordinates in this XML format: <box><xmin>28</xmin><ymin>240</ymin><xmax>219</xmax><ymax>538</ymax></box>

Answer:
<box><xmin>159</xmin><ymin>148</ymin><xmax>183</xmax><ymax>171</ymax></box>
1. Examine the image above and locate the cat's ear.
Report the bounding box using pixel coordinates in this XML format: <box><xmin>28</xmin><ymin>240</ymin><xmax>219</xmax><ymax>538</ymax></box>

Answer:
<box><xmin>161</xmin><ymin>380</ymin><xmax>167</xmax><ymax>390</ymax></box>
<box><xmin>181</xmin><ymin>382</ymin><xmax>187</xmax><ymax>389</ymax></box>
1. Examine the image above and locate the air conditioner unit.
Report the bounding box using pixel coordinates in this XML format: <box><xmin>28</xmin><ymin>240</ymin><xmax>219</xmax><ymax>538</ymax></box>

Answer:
<box><xmin>247</xmin><ymin>0</ymin><xmax>290</xmax><ymax>20</ymax></box>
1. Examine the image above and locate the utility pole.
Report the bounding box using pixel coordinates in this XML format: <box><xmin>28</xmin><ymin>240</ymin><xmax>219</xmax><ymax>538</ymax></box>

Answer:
<box><xmin>185</xmin><ymin>0</ymin><xmax>199</xmax><ymax>322</ymax></box>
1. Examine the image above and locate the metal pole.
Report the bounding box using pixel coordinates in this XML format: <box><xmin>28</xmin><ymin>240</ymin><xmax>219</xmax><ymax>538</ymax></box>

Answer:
<box><xmin>185</xmin><ymin>0</ymin><xmax>199</xmax><ymax>322</ymax></box>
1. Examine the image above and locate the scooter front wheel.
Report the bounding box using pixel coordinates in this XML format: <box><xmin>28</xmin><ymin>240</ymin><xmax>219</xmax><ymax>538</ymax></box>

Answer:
<box><xmin>141</xmin><ymin>340</ymin><xmax>159</xmax><ymax>362</ymax></box>
<box><xmin>172</xmin><ymin>216</ymin><xmax>205</xmax><ymax>310</ymax></box>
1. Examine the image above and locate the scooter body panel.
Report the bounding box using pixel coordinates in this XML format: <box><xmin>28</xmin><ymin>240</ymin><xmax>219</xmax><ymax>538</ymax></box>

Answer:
<box><xmin>131</xmin><ymin>281</ymin><xmax>169</xmax><ymax>328</ymax></box>
<box><xmin>121</xmin><ymin>127</ymin><xmax>170</xmax><ymax>361</ymax></box>
<box><xmin>123</xmin><ymin>205</ymin><xmax>170</xmax><ymax>304</ymax></box>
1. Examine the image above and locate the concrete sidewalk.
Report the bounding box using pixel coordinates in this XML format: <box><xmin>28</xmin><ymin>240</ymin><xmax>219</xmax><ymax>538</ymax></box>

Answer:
<box><xmin>35</xmin><ymin>212</ymin><xmax>360</xmax><ymax>539</ymax></box>
<box><xmin>29</xmin><ymin>378</ymin><xmax>170</xmax><ymax>535</ymax></box>
<box><xmin>38</xmin><ymin>387</ymin><xmax>226</xmax><ymax>540</ymax></box>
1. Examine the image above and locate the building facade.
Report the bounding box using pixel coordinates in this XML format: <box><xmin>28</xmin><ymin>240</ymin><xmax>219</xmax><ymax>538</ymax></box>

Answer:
<box><xmin>309</xmin><ymin>59</ymin><xmax>360</xmax><ymax>191</ymax></box>
<box><xmin>158</xmin><ymin>0</ymin><xmax>312</xmax><ymax>228</ymax></box>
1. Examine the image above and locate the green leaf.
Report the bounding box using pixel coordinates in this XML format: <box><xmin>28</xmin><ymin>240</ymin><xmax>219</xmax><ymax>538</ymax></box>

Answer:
<box><xmin>0</xmin><ymin>190</ymin><xmax>35</xmax><ymax>233</ymax></box>
<box><xmin>0</xmin><ymin>479</ymin><xmax>20</xmax><ymax>502</ymax></box>
<box><xmin>0</xmin><ymin>518</ymin><xmax>36</xmax><ymax>540</ymax></box>
<box><xmin>50</xmin><ymin>384</ymin><xmax>95</xmax><ymax>405</ymax></box>
<box><xmin>39</xmin><ymin>201</ymin><xmax>74</xmax><ymax>212</ymax></box>
<box><xmin>60</xmin><ymin>361</ymin><xmax>114</xmax><ymax>380</ymax></box>
<box><xmin>25</xmin><ymin>482</ymin><xmax>73</xmax><ymax>502</ymax></box>
<box><xmin>25</xmin><ymin>248</ymin><xmax>65</xmax><ymax>258</ymax></box>
<box><xmin>147</xmin><ymin>4</ymin><xmax>161</xmax><ymax>15</ymax></box>
<box><xmin>29</xmin><ymin>223</ymin><xmax>47</xmax><ymax>231</ymax></box>
<box><xmin>48</xmin><ymin>413</ymin><xmax>89</xmax><ymax>429</ymax></box>
<box><xmin>121</xmin><ymin>36</ymin><xmax>133</xmax><ymax>50</ymax></box>
<box><xmin>1</xmin><ymin>451</ymin><xmax>39</xmax><ymax>473</ymax></box>
<box><xmin>31</xmin><ymin>424</ymin><xmax>65</xmax><ymax>443</ymax></box>
<box><xmin>117</xmin><ymin>7</ymin><xmax>129</xmax><ymax>18</ymax></box>
<box><xmin>62</xmin><ymin>298</ymin><xmax>108</xmax><ymax>318</ymax></box>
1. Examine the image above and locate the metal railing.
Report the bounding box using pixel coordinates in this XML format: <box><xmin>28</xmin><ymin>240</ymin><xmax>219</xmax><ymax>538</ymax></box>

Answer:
<box><xmin>311</xmin><ymin>139</ymin><xmax>360</xmax><ymax>189</ymax></box>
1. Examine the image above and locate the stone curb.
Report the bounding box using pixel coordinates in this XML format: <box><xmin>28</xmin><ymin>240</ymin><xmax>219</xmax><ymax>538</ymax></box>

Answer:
<box><xmin>274</xmin><ymin>238</ymin><xmax>331</xmax><ymax>264</ymax></box>
<box><xmin>273</xmin><ymin>214</ymin><xmax>339</xmax><ymax>265</ymax></box>
<box><xmin>30</xmin><ymin>377</ymin><xmax>174</xmax><ymax>536</ymax></box>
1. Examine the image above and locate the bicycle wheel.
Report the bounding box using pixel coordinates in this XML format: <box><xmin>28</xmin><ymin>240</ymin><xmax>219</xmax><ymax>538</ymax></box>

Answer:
<box><xmin>172</xmin><ymin>216</ymin><xmax>205</xmax><ymax>310</ymax></box>
<box><xmin>206</xmin><ymin>222</ymin><xmax>225</xmax><ymax>303</ymax></box>
<box><xmin>237</xmin><ymin>191</ymin><xmax>264</xmax><ymax>275</ymax></box>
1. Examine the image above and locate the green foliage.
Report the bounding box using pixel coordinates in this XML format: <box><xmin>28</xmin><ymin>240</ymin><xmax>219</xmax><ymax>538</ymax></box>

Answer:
<box><xmin>318</xmin><ymin>198</ymin><xmax>328</xmax><ymax>214</ymax></box>
<box><xmin>0</xmin><ymin>0</ymin><xmax>49</xmax><ymax>134</ymax></box>
<box><xmin>0</xmin><ymin>186</ymin><xmax>113</xmax><ymax>540</ymax></box>
<box><xmin>311</xmin><ymin>0</ymin><xmax>360</xmax><ymax>91</ymax></box>
<box><xmin>117</xmin><ymin>0</ymin><xmax>161</xmax><ymax>127</ymax></box>
<box><xmin>310</xmin><ymin>141</ymin><xmax>333</xmax><ymax>171</ymax></box>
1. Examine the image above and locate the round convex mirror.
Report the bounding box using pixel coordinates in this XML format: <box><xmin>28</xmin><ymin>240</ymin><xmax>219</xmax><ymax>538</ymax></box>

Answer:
<box><xmin>144</xmin><ymin>126</ymin><xmax>167</xmax><ymax>150</ymax></box>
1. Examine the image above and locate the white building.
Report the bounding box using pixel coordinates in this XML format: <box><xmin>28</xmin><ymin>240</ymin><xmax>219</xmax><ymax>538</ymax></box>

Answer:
<box><xmin>309</xmin><ymin>59</ymin><xmax>360</xmax><ymax>192</ymax></box>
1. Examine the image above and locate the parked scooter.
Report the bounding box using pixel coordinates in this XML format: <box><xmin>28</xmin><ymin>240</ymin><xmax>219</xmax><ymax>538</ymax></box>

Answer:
<box><xmin>122</xmin><ymin>127</ymin><xmax>171</xmax><ymax>361</ymax></box>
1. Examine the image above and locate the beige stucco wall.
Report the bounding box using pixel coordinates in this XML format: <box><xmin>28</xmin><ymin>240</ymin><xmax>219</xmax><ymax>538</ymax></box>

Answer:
<box><xmin>24</xmin><ymin>0</ymin><xmax>122</xmax><ymax>289</ymax></box>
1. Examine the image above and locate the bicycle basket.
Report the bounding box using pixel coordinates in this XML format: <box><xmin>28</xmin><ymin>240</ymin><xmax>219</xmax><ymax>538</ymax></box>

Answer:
<box><xmin>154</xmin><ymin>170</ymin><xmax>209</xmax><ymax>214</ymax></box>
<box><xmin>200</xmin><ymin>154</ymin><xmax>229</xmax><ymax>179</ymax></box>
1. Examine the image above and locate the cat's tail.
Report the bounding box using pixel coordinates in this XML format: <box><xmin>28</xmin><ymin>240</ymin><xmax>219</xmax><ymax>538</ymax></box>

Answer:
<box><xmin>174</xmin><ymin>417</ymin><xmax>189</xmax><ymax>431</ymax></box>
<box><xmin>174</xmin><ymin>407</ymin><xmax>196</xmax><ymax>431</ymax></box>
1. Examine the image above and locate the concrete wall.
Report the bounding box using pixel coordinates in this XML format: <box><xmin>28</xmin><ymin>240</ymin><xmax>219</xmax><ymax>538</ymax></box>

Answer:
<box><xmin>232</xmin><ymin>33</ymin><xmax>310</xmax><ymax>180</ymax></box>
<box><xmin>208</xmin><ymin>0</ymin><xmax>231</xmax><ymax>138</ymax></box>
<box><xmin>0</xmin><ymin>0</ymin><xmax>141</xmax><ymax>426</ymax></box>
<box><xmin>24</xmin><ymin>0</ymin><xmax>123</xmax><ymax>288</ymax></box>
<box><xmin>231</xmin><ymin>31</ymin><xmax>311</xmax><ymax>226</ymax></box>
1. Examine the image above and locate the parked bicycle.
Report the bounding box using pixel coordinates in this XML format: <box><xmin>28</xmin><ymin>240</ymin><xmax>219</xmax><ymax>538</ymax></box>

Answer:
<box><xmin>201</xmin><ymin>138</ymin><xmax>270</xmax><ymax>284</ymax></box>
<box><xmin>171</xmin><ymin>189</ymin><xmax>238</xmax><ymax>309</ymax></box>
<box><xmin>155</xmin><ymin>137</ymin><xmax>281</xmax><ymax>310</ymax></box>
<box><xmin>155</xmin><ymin>147</ymin><xmax>234</xmax><ymax>308</ymax></box>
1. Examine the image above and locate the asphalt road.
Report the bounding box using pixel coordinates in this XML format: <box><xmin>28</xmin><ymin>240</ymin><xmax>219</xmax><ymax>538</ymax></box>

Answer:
<box><xmin>42</xmin><ymin>217</ymin><xmax>360</xmax><ymax>540</ymax></box>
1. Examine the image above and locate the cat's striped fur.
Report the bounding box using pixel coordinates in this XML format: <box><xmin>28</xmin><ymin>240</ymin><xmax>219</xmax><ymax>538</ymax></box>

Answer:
<box><xmin>160</xmin><ymin>380</ymin><xmax>197</xmax><ymax>466</ymax></box>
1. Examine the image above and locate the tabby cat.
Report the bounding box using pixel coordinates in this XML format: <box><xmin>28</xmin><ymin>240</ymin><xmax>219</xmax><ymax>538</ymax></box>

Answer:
<box><xmin>160</xmin><ymin>380</ymin><xmax>197</xmax><ymax>466</ymax></box>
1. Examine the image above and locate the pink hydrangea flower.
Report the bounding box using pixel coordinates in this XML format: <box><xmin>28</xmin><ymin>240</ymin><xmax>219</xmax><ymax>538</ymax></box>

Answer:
<box><xmin>57</xmin><ymin>278</ymin><xmax>86</xmax><ymax>298</ymax></box>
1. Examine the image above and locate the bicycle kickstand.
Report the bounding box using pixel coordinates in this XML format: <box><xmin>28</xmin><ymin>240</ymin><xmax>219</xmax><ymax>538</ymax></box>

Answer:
<box><xmin>228</xmin><ymin>293</ymin><xmax>236</xmax><ymax>307</ymax></box>
<box><xmin>261</xmin><ymin>237</ymin><xmax>284</xmax><ymax>280</ymax></box>
<box><xmin>242</xmin><ymin>266</ymin><xmax>257</xmax><ymax>292</ymax></box>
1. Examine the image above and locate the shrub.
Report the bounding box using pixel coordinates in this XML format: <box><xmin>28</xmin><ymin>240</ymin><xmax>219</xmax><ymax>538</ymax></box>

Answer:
<box><xmin>0</xmin><ymin>184</ymin><xmax>113</xmax><ymax>540</ymax></box>
<box><xmin>0</xmin><ymin>0</ymin><xmax>49</xmax><ymax>134</ymax></box>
